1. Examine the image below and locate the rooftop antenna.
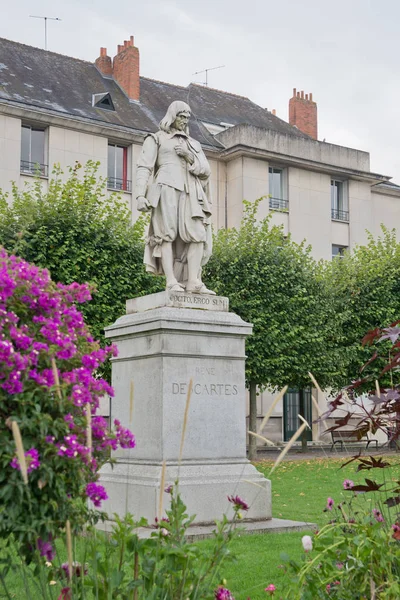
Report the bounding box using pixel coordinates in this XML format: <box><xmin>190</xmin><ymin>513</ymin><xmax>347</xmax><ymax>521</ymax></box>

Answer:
<box><xmin>193</xmin><ymin>65</ymin><xmax>225</xmax><ymax>87</ymax></box>
<box><xmin>29</xmin><ymin>15</ymin><xmax>62</xmax><ymax>50</ymax></box>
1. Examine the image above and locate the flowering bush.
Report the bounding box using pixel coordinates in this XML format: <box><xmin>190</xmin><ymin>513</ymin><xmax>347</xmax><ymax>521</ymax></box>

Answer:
<box><xmin>279</xmin><ymin>324</ymin><xmax>400</xmax><ymax>599</ymax></box>
<box><xmin>281</xmin><ymin>490</ymin><xmax>400</xmax><ymax>599</ymax></box>
<box><xmin>0</xmin><ymin>249</ymin><xmax>135</xmax><ymax>552</ymax></box>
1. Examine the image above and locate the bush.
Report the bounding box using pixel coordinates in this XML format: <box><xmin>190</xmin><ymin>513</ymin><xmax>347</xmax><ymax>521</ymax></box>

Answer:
<box><xmin>279</xmin><ymin>324</ymin><xmax>400</xmax><ymax>599</ymax></box>
<box><xmin>0</xmin><ymin>162</ymin><xmax>163</xmax><ymax>379</ymax></box>
<box><xmin>0</xmin><ymin>249</ymin><xmax>135</xmax><ymax>555</ymax></box>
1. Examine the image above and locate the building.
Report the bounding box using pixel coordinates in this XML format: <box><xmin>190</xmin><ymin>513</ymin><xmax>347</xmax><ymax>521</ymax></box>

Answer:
<box><xmin>0</xmin><ymin>35</ymin><xmax>399</xmax><ymax>443</ymax></box>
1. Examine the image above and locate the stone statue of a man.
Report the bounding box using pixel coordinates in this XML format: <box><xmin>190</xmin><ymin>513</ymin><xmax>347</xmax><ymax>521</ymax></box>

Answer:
<box><xmin>135</xmin><ymin>100</ymin><xmax>215</xmax><ymax>294</ymax></box>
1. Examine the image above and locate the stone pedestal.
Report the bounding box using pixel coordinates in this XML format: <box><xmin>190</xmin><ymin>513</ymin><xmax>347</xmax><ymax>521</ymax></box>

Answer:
<box><xmin>99</xmin><ymin>290</ymin><xmax>271</xmax><ymax>524</ymax></box>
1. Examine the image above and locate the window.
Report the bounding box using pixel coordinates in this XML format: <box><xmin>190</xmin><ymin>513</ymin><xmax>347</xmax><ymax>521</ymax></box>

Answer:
<box><xmin>332</xmin><ymin>244</ymin><xmax>347</xmax><ymax>259</ymax></box>
<box><xmin>269</xmin><ymin>167</ymin><xmax>288</xmax><ymax>211</ymax></box>
<box><xmin>331</xmin><ymin>179</ymin><xmax>349</xmax><ymax>221</ymax></box>
<box><xmin>92</xmin><ymin>93</ymin><xmax>115</xmax><ymax>111</ymax></box>
<box><xmin>107</xmin><ymin>144</ymin><xmax>131</xmax><ymax>191</ymax></box>
<box><xmin>20</xmin><ymin>125</ymin><xmax>47</xmax><ymax>176</ymax></box>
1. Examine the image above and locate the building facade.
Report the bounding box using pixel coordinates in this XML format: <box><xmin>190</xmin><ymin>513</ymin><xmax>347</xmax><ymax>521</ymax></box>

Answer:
<box><xmin>1</xmin><ymin>35</ymin><xmax>399</xmax><ymax>443</ymax></box>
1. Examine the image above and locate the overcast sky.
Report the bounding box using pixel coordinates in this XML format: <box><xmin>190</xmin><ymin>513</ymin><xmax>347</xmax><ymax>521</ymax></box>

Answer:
<box><xmin>2</xmin><ymin>0</ymin><xmax>400</xmax><ymax>182</ymax></box>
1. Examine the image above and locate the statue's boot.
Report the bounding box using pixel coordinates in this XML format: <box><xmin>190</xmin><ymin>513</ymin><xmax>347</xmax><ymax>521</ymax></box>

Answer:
<box><xmin>186</xmin><ymin>281</ymin><xmax>216</xmax><ymax>295</ymax></box>
<box><xmin>167</xmin><ymin>282</ymin><xmax>185</xmax><ymax>292</ymax></box>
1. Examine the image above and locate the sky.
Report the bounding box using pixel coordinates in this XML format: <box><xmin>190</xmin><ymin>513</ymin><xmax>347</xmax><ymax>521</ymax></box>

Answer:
<box><xmin>2</xmin><ymin>0</ymin><xmax>400</xmax><ymax>181</ymax></box>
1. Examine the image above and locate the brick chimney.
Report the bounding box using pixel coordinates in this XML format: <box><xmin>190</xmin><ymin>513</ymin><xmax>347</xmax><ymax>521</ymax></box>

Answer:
<box><xmin>95</xmin><ymin>47</ymin><xmax>113</xmax><ymax>76</ymax></box>
<box><xmin>289</xmin><ymin>88</ymin><xmax>317</xmax><ymax>139</ymax></box>
<box><xmin>112</xmin><ymin>36</ymin><xmax>140</xmax><ymax>101</ymax></box>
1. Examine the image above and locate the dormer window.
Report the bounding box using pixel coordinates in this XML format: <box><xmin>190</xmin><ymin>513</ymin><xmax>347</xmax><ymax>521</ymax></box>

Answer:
<box><xmin>92</xmin><ymin>92</ymin><xmax>115</xmax><ymax>111</ymax></box>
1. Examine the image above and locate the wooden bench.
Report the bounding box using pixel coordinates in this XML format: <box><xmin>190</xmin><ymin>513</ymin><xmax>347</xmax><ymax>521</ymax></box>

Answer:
<box><xmin>330</xmin><ymin>430</ymin><xmax>378</xmax><ymax>451</ymax></box>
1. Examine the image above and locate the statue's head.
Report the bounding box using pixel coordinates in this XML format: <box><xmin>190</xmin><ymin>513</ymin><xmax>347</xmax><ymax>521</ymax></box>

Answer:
<box><xmin>160</xmin><ymin>101</ymin><xmax>191</xmax><ymax>134</ymax></box>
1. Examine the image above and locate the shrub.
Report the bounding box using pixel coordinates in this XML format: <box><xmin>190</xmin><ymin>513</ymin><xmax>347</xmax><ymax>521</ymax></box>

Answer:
<box><xmin>0</xmin><ymin>249</ymin><xmax>135</xmax><ymax>555</ymax></box>
<box><xmin>0</xmin><ymin>161</ymin><xmax>163</xmax><ymax>379</ymax></box>
<box><xmin>280</xmin><ymin>324</ymin><xmax>400</xmax><ymax>599</ymax></box>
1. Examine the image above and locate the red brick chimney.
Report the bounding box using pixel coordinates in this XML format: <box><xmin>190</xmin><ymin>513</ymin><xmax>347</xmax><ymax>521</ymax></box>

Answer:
<box><xmin>112</xmin><ymin>36</ymin><xmax>140</xmax><ymax>101</ymax></box>
<box><xmin>95</xmin><ymin>47</ymin><xmax>113</xmax><ymax>76</ymax></box>
<box><xmin>289</xmin><ymin>88</ymin><xmax>317</xmax><ymax>139</ymax></box>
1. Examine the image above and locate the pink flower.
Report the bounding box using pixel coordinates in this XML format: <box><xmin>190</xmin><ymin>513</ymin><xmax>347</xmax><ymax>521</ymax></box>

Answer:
<box><xmin>372</xmin><ymin>508</ymin><xmax>384</xmax><ymax>523</ymax></box>
<box><xmin>265</xmin><ymin>584</ymin><xmax>276</xmax><ymax>595</ymax></box>
<box><xmin>343</xmin><ymin>479</ymin><xmax>354</xmax><ymax>490</ymax></box>
<box><xmin>214</xmin><ymin>587</ymin><xmax>235</xmax><ymax>600</ymax></box>
<box><xmin>227</xmin><ymin>495</ymin><xmax>249</xmax><ymax>511</ymax></box>
<box><xmin>326</xmin><ymin>497</ymin><xmax>334</xmax><ymax>511</ymax></box>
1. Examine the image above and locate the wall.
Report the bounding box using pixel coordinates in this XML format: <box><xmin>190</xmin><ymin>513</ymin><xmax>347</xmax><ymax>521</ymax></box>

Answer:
<box><xmin>216</xmin><ymin>125</ymin><xmax>371</xmax><ymax>172</ymax></box>
<box><xmin>348</xmin><ymin>180</ymin><xmax>373</xmax><ymax>249</ymax></box>
<box><xmin>288</xmin><ymin>168</ymin><xmax>332</xmax><ymax>260</ymax></box>
<box><xmin>0</xmin><ymin>114</ymin><xmax>22</xmax><ymax>194</ymax></box>
<box><xmin>49</xmin><ymin>126</ymin><xmax>108</xmax><ymax>178</ymax></box>
<box><xmin>371</xmin><ymin>189</ymin><xmax>400</xmax><ymax>238</ymax></box>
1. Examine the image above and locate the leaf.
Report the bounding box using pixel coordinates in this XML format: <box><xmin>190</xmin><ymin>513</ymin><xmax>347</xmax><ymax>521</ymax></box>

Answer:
<box><xmin>361</xmin><ymin>328</ymin><xmax>382</xmax><ymax>347</ymax></box>
<box><xmin>351</xmin><ymin>479</ymin><xmax>384</xmax><ymax>493</ymax></box>
<box><xmin>384</xmin><ymin>495</ymin><xmax>400</xmax><ymax>508</ymax></box>
<box><xmin>356</xmin><ymin>456</ymin><xmax>391</xmax><ymax>471</ymax></box>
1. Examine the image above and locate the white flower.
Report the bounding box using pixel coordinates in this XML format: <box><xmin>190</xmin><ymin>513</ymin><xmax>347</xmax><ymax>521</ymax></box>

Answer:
<box><xmin>302</xmin><ymin>535</ymin><xmax>313</xmax><ymax>552</ymax></box>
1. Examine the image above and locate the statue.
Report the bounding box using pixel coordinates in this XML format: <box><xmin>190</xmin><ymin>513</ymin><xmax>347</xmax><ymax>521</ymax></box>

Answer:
<box><xmin>135</xmin><ymin>101</ymin><xmax>215</xmax><ymax>295</ymax></box>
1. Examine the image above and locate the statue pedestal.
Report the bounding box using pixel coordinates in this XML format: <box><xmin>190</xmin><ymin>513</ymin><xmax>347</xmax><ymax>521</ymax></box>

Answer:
<box><xmin>99</xmin><ymin>290</ymin><xmax>271</xmax><ymax>524</ymax></box>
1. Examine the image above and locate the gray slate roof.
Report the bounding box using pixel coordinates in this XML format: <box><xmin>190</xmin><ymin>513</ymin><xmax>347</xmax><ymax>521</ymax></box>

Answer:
<box><xmin>0</xmin><ymin>37</ymin><xmax>309</xmax><ymax>149</ymax></box>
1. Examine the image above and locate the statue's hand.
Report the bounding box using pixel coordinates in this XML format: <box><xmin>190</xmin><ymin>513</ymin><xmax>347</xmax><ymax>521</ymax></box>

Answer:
<box><xmin>137</xmin><ymin>196</ymin><xmax>151</xmax><ymax>212</ymax></box>
<box><xmin>175</xmin><ymin>145</ymin><xmax>194</xmax><ymax>165</ymax></box>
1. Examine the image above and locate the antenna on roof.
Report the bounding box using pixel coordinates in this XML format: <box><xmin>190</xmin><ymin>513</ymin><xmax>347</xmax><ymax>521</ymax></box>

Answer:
<box><xmin>193</xmin><ymin>65</ymin><xmax>225</xmax><ymax>87</ymax></box>
<box><xmin>29</xmin><ymin>15</ymin><xmax>62</xmax><ymax>50</ymax></box>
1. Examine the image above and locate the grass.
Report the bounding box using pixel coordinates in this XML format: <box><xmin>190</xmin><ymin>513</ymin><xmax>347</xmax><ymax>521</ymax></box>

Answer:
<box><xmin>2</xmin><ymin>454</ymin><xmax>398</xmax><ymax>599</ymax></box>
<box><xmin>206</xmin><ymin>454</ymin><xmax>399</xmax><ymax>599</ymax></box>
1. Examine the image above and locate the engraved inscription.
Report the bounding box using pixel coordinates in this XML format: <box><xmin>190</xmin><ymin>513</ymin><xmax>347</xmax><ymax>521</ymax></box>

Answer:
<box><xmin>172</xmin><ymin>382</ymin><xmax>238</xmax><ymax>396</ymax></box>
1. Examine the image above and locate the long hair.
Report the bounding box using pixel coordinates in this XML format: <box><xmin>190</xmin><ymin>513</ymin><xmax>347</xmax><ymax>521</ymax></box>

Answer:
<box><xmin>159</xmin><ymin>101</ymin><xmax>191</xmax><ymax>134</ymax></box>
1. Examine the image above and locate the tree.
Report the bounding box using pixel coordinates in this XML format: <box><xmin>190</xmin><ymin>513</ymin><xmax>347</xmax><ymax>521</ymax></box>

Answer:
<box><xmin>0</xmin><ymin>162</ymin><xmax>163</xmax><ymax>376</ymax></box>
<box><xmin>325</xmin><ymin>226</ymin><xmax>400</xmax><ymax>386</ymax></box>
<box><xmin>204</xmin><ymin>200</ymin><xmax>345</xmax><ymax>458</ymax></box>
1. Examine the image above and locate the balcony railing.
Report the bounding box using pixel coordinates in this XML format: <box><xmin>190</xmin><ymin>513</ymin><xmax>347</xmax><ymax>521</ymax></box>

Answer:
<box><xmin>331</xmin><ymin>208</ymin><xmax>349</xmax><ymax>222</ymax></box>
<box><xmin>107</xmin><ymin>177</ymin><xmax>132</xmax><ymax>192</ymax></box>
<box><xmin>20</xmin><ymin>161</ymin><xmax>48</xmax><ymax>177</ymax></box>
<box><xmin>269</xmin><ymin>197</ymin><xmax>289</xmax><ymax>211</ymax></box>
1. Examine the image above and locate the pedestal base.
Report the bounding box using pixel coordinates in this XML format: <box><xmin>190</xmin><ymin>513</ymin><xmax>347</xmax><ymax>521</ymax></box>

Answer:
<box><xmin>100</xmin><ymin>294</ymin><xmax>271</xmax><ymax>525</ymax></box>
<box><xmin>100</xmin><ymin>458</ymin><xmax>271</xmax><ymax>524</ymax></box>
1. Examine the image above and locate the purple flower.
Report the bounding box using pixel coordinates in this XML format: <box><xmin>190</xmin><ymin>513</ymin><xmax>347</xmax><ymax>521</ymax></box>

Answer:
<box><xmin>114</xmin><ymin>420</ymin><xmax>136</xmax><ymax>449</ymax></box>
<box><xmin>372</xmin><ymin>508</ymin><xmax>384</xmax><ymax>522</ymax></box>
<box><xmin>37</xmin><ymin>536</ymin><xmax>54</xmax><ymax>561</ymax></box>
<box><xmin>10</xmin><ymin>448</ymin><xmax>40</xmax><ymax>473</ymax></box>
<box><xmin>214</xmin><ymin>587</ymin><xmax>235</xmax><ymax>600</ymax></box>
<box><xmin>326</xmin><ymin>497</ymin><xmax>334</xmax><ymax>511</ymax></box>
<box><xmin>343</xmin><ymin>479</ymin><xmax>354</xmax><ymax>490</ymax></box>
<box><xmin>60</xmin><ymin>561</ymin><xmax>88</xmax><ymax>579</ymax></box>
<box><xmin>227</xmin><ymin>495</ymin><xmax>249</xmax><ymax>511</ymax></box>
<box><xmin>164</xmin><ymin>484</ymin><xmax>173</xmax><ymax>494</ymax></box>
<box><xmin>86</xmin><ymin>482</ymin><xmax>108</xmax><ymax>507</ymax></box>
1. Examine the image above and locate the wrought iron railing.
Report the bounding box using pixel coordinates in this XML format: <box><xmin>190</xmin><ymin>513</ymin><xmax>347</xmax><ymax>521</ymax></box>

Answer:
<box><xmin>20</xmin><ymin>161</ymin><xmax>48</xmax><ymax>177</ymax></box>
<box><xmin>107</xmin><ymin>177</ymin><xmax>132</xmax><ymax>192</ymax></box>
<box><xmin>331</xmin><ymin>208</ymin><xmax>349</xmax><ymax>222</ymax></box>
<box><xmin>269</xmin><ymin>197</ymin><xmax>289</xmax><ymax>211</ymax></box>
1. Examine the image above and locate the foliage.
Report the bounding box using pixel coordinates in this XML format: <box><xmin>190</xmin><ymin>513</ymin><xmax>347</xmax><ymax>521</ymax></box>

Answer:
<box><xmin>0</xmin><ymin>162</ymin><xmax>163</xmax><ymax>378</ymax></box>
<box><xmin>0</xmin><ymin>249</ymin><xmax>135</xmax><ymax>555</ymax></box>
<box><xmin>281</xmin><ymin>493</ymin><xmax>400</xmax><ymax>599</ymax></box>
<box><xmin>204</xmin><ymin>199</ymin><xmax>345</xmax><ymax>391</ymax></box>
<box><xmin>323</xmin><ymin>227</ymin><xmax>400</xmax><ymax>386</ymax></box>
<box><xmin>0</xmin><ymin>484</ymin><xmax>238</xmax><ymax>599</ymax></box>
<box><xmin>280</xmin><ymin>326</ymin><xmax>400</xmax><ymax>599</ymax></box>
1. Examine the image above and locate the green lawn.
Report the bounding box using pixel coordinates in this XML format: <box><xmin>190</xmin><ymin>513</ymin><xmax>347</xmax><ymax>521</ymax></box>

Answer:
<box><xmin>207</xmin><ymin>455</ymin><xmax>399</xmax><ymax>599</ymax></box>
<box><xmin>2</xmin><ymin>455</ymin><xmax>398</xmax><ymax>599</ymax></box>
